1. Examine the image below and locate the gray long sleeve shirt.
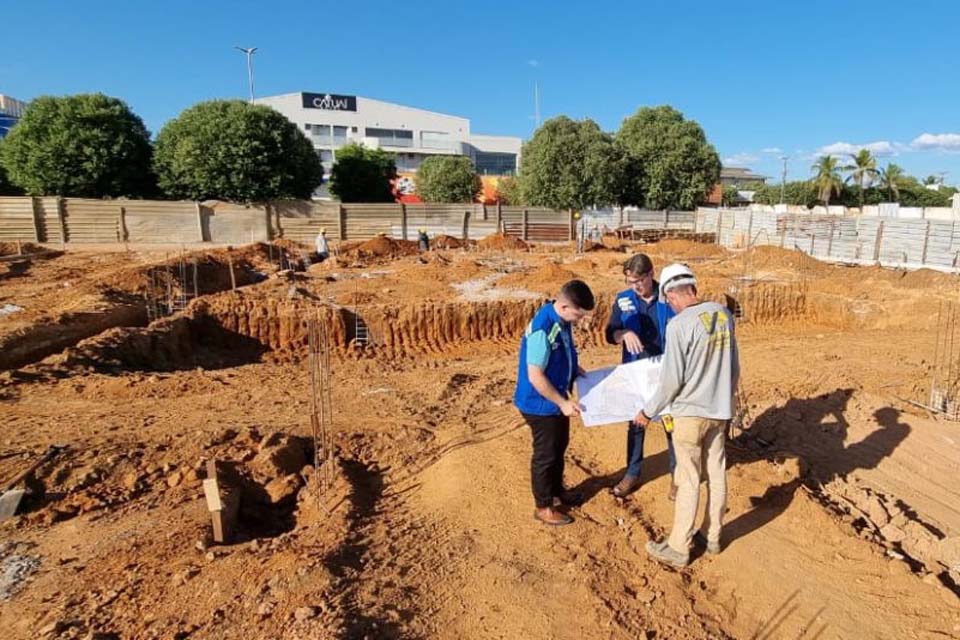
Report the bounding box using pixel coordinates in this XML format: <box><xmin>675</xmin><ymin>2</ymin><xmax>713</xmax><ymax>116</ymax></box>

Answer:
<box><xmin>643</xmin><ymin>300</ymin><xmax>740</xmax><ymax>420</ymax></box>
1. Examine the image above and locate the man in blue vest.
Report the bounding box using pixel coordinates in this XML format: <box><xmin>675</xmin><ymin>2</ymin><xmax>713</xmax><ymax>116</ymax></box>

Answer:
<box><xmin>514</xmin><ymin>279</ymin><xmax>596</xmax><ymax>526</ymax></box>
<box><xmin>605</xmin><ymin>254</ymin><xmax>677</xmax><ymax>499</ymax></box>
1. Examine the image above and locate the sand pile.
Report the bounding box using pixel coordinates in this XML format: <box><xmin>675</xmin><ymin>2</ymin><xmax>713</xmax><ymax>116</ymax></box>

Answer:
<box><xmin>734</xmin><ymin>245</ymin><xmax>831</xmax><ymax>275</ymax></box>
<box><xmin>895</xmin><ymin>268</ymin><xmax>957</xmax><ymax>290</ymax></box>
<box><xmin>477</xmin><ymin>233</ymin><xmax>529</xmax><ymax>251</ymax></box>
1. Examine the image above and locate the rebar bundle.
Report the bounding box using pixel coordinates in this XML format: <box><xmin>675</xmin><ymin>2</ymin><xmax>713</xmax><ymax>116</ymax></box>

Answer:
<box><xmin>929</xmin><ymin>300</ymin><xmax>960</xmax><ymax>418</ymax></box>
<box><xmin>307</xmin><ymin>313</ymin><xmax>335</xmax><ymax>500</ymax></box>
<box><xmin>143</xmin><ymin>252</ymin><xmax>200</xmax><ymax>322</ymax></box>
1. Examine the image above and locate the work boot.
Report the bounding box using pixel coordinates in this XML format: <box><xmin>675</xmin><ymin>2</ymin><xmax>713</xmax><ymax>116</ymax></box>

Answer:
<box><xmin>668</xmin><ymin>483</ymin><xmax>678</xmax><ymax>501</ymax></box>
<box><xmin>612</xmin><ymin>475</ymin><xmax>642</xmax><ymax>498</ymax></box>
<box><xmin>534</xmin><ymin>507</ymin><xmax>573</xmax><ymax>526</ymax></box>
<box><xmin>646</xmin><ymin>539</ymin><xmax>689</xmax><ymax>568</ymax></box>
<box><xmin>693</xmin><ymin>531</ymin><xmax>721</xmax><ymax>555</ymax></box>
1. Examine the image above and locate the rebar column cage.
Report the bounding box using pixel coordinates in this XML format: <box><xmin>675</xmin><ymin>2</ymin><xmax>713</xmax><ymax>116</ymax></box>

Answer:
<box><xmin>307</xmin><ymin>313</ymin><xmax>336</xmax><ymax>498</ymax></box>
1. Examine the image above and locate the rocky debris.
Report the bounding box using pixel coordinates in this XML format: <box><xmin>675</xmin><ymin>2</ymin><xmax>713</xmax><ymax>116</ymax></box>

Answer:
<box><xmin>264</xmin><ymin>473</ymin><xmax>305</xmax><ymax>505</ymax></box>
<box><xmin>293</xmin><ymin>605</ymin><xmax>318</xmax><ymax>621</ymax></box>
<box><xmin>0</xmin><ymin>543</ymin><xmax>41</xmax><ymax>600</ymax></box>
<box><xmin>251</xmin><ymin>434</ymin><xmax>310</xmax><ymax>479</ymax></box>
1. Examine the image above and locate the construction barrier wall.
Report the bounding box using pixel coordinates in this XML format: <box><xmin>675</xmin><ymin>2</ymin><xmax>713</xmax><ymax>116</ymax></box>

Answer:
<box><xmin>0</xmin><ymin>197</ymin><xmax>585</xmax><ymax>246</ymax></box>
<box><xmin>698</xmin><ymin>207</ymin><xmax>960</xmax><ymax>272</ymax></box>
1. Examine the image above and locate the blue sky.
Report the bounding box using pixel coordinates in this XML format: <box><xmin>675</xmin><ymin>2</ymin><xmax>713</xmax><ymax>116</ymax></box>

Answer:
<box><xmin>3</xmin><ymin>0</ymin><xmax>959</xmax><ymax>184</ymax></box>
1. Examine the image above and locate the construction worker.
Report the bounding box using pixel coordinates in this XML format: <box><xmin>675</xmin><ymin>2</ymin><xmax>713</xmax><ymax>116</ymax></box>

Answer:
<box><xmin>315</xmin><ymin>228</ymin><xmax>330</xmax><ymax>263</ymax></box>
<box><xmin>574</xmin><ymin>211</ymin><xmax>587</xmax><ymax>253</ymax></box>
<box><xmin>605</xmin><ymin>254</ymin><xmax>677</xmax><ymax>499</ymax></box>
<box><xmin>418</xmin><ymin>228</ymin><xmax>430</xmax><ymax>252</ymax></box>
<box><xmin>514</xmin><ymin>279</ymin><xmax>596</xmax><ymax>526</ymax></box>
<box><xmin>635</xmin><ymin>263</ymin><xmax>740</xmax><ymax>568</ymax></box>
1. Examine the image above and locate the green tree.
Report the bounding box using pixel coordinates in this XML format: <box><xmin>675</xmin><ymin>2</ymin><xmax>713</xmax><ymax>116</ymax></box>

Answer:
<box><xmin>899</xmin><ymin>178</ymin><xmax>951</xmax><ymax>207</ymax></box>
<box><xmin>923</xmin><ymin>175</ymin><xmax>938</xmax><ymax>185</ymax></box>
<box><xmin>721</xmin><ymin>185</ymin><xmax>740</xmax><ymax>207</ymax></box>
<box><xmin>843</xmin><ymin>149</ymin><xmax>878</xmax><ymax>208</ymax></box>
<box><xmin>877</xmin><ymin>163</ymin><xmax>905</xmax><ymax>202</ymax></box>
<box><xmin>495</xmin><ymin>175</ymin><xmax>523</xmax><ymax>205</ymax></box>
<box><xmin>810</xmin><ymin>155</ymin><xmax>844</xmax><ymax>206</ymax></box>
<box><xmin>154</xmin><ymin>100</ymin><xmax>322</xmax><ymax>202</ymax></box>
<box><xmin>0</xmin><ymin>93</ymin><xmax>153</xmax><ymax>197</ymax></box>
<box><xmin>751</xmin><ymin>181</ymin><xmax>817</xmax><ymax>207</ymax></box>
<box><xmin>415</xmin><ymin>155</ymin><xmax>481</xmax><ymax>203</ymax></box>
<box><xmin>616</xmin><ymin>105</ymin><xmax>720</xmax><ymax>210</ymax></box>
<box><xmin>519</xmin><ymin>116</ymin><xmax>626</xmax><ymax>210</ymax></box>
<box><xmin>327</xmin><ymin>143</ymin><xmax>397</xmax><ymax>203</ymax></box>
<box><xmin>0</xmin><ymin>141</ymin><xmax>23</xmax><ymax>196</ymax></box>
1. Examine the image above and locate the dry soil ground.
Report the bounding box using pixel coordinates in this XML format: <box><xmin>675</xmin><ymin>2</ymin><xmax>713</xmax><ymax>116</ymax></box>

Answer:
<box><xmin>0</xmin><ymin>237</ymin><xmax>958</xmax><ymax>640</ymax></box>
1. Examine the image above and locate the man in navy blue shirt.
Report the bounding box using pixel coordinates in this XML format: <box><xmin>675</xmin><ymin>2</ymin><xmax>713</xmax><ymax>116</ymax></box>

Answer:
<box><xmin>604</xmin><ymin>254</ymin><xmax>677</xmax><ymax>499</ymax></box>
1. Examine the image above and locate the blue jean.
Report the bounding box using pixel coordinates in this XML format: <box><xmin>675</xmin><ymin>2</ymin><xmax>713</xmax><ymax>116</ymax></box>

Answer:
<box><xmin>625</xmin><ymin>421</ymin><xmax>676</xmax><ymax>479</ymax></box>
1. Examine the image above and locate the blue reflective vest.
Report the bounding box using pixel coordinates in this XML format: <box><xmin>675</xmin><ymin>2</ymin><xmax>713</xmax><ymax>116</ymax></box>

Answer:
<box><xmin>514</xmin><ymin>302</ymin><xmax>579</xmax><ymax>416</ymax></box>
<box><xmin>604</xmin><ymin>287</ymin><xmax>676</xmax><ymax>364</ymax></box>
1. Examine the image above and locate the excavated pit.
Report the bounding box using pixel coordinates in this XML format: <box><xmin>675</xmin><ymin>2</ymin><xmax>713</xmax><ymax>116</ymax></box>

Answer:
<box><xmin>26</xmin><ymin>279</ymin><xmax>827</xmax><ymax>376</ymax></box>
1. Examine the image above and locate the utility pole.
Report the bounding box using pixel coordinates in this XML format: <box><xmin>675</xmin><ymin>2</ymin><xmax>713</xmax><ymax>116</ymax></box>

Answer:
<box><xmin>534</xmin><ymin>80</ymin><xmax>541</xmax><ymax>128</ymax></box>
<box><xmin>235</xmin><ymin>46</ymin><xmax>258</xmax><ymax>103</ymax></box>
<box><xmin>779</xmin><ymin>155</ymin><xmax>790</xmax><ymax>204</ymax></box>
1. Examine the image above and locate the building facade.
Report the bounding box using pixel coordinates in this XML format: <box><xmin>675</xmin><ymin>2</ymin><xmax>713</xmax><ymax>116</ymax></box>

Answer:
<box><xmin>255</xmin><ymin>92</ymin><xmax>521</xmax><ymax>195</ymax></box>
<box><xmin>0</xmin><ymin>95</ymin><xmax>28</xmax><ymax>138</ymax></box>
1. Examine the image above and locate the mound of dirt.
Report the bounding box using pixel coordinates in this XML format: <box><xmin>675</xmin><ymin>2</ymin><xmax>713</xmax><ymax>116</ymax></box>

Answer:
<box><xmin>353</xmin><ymin>236</ymin><xmax>419</xmax><ymax>259</ymax></box>
<box><xmin>477</xmin><ymin>233</ymin><xmax>528</xmax><ymax>251</ymax></box>
<box><xmin>499</xmin><ymin>262</ymin><xmax>577</xmax><ymax>291</ymax></box>
<box><xmin>0</xmin><ymin>242</ymin><xmax>43</xmax><ymax>256</ymax></box>
<box><xmin>895</xmin><ymin>268</ymin><xmax>958</xmax><ymax>290</ymax></box>
<box><xmin>735</xmin><ymin>245</ymin><xmax>831</xmax><ymax>274</ymax></box>
<box><xmin>647</xmin><ymin>238</ymin><xmax>727</xmax><ymax>259</ymax></box>
<box><xmin>433</xmin><ymin>235</ymin><xmax>463</xmax><ymax>250</ymax></box>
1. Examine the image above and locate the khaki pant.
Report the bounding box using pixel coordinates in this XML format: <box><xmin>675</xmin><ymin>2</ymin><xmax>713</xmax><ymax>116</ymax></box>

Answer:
<box><xmin>667</xmin><ymin>416</ymin><xmax>728</xmax><ymax>554</ymax></box>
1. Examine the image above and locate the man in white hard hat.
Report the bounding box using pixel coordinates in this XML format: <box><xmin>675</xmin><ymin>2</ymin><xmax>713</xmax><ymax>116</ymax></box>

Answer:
<box><xmin>315</xmin><ymin>228</ymin><xmax>330</xmax><ymax>263</ymax></box>
<box><xmin>633</xmin><ymin>263</ymin><xmax>740</xmax><ymax>568</ymax></box>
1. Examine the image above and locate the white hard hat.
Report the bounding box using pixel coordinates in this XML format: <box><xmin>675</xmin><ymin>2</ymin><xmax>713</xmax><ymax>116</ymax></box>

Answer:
<box><xmin>659</xmin><ymin>263</ymin><xmax>697</xmax><ymax>297</ymax></box>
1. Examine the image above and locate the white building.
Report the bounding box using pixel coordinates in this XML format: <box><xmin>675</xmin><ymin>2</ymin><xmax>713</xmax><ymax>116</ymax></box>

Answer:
<box><xmin>0</xmin><ymin>94</ymin><xmax>28</xmax><ymax>138</ymax></box>
<box><xmin>255</xmin><ymin>92</ymin><xmax>521</xmax><ymax>180</ymax></box>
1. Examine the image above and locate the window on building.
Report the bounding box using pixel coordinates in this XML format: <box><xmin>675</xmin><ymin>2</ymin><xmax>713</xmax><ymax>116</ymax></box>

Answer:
<box><xmin>421</xmin><ymin>131</ymin><xmax>452</xmax><ymax>150</ymax></box>
<box><xmin>474</xmin><ymin>152</ymin><xmax>517</xmax><ymax>176</ymax></box>
<box><xmin>365</xmin><ymin>127</ymin><xmax>414</xmax><ymax>147</ymax></box>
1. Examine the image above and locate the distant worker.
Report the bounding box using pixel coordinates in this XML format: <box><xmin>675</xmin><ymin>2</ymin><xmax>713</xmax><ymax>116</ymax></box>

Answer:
<box><xmin>315</xmin><ymin>228</ymin><xmax>330</xmax><ymax>263</ymax></box>
<box><xmin>418</xmin><ymin>228</ymin><xmax>430</xmax><ymax>252</ymax></box>
<box><xmin>604</xmin><ymin>254</ymin><xmax>677</xmax><ymax>499</ymax></box>
<box><xmin>635</xmin><ymin>263</ymin><xmax>740</xmax><ymax>568</ymax></box>
<box><xmin>514</xmin><ymin>280</ymin><xmax>596</xmax><ymax>526</ymax></box>
<box><xmin>574</xmin><ymin>212</ymin><xmax>587</xmax><ymax>253</ymax></box>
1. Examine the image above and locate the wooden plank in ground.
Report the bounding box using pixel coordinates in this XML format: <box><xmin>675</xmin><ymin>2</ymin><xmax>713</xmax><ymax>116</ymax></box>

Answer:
<box><xmin>204</xmin><ymin>459</ymin><xmax>239</xmax><ymax>543</ymax></box>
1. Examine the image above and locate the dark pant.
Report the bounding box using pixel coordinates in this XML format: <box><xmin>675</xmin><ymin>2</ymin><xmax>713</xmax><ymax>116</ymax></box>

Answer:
<box><xmin>625</xmin><ymin>421</ymin><xmax>677</xmax><ymax>479</ymax></box>
<box><xmin>522</xmin><ymin>412</ymin><xmax>570</xmax><ymax>509</ymax></box>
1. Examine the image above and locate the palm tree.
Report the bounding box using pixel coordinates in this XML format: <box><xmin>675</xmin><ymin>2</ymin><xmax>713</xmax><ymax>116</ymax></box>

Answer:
<box><xmin>810</xmin><ymin>155</ymin><xmax>844</xmax><ymax>207</ymax></box>
<box><xmin>843</xmin><ymin>149</ymin><xmax>879</xmax><ymax>208</ymax></box>
<box><xmin>877</xmin><ymin>163</ymin><xmax>905</xmax><ymax>202</ymax></box>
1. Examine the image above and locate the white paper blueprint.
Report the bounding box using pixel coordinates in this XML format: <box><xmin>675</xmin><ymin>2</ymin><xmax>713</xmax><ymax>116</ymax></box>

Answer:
<box><xmin>575</xmin><ymin>357</ymin><xmax>666</xmax><ymax>427</ymax></box>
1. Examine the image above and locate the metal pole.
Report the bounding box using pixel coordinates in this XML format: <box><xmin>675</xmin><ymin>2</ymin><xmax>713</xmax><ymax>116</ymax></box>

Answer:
<box><xmin>235</xmin><ymin>47</ymin><xmax>258</xmax><ymax>103</ymax></box>
<box><xmin>780</xmin><ymin>155</ymin><xmax>789</xmax><ymax>205</ymax></box>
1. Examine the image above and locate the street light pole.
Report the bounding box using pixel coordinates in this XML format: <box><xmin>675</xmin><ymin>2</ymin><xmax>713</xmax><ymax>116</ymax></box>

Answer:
<box><xmin>779</xmin><ymin>155</ymin><xmax>790</xmax><ymax>204</ymax></box>
<box><xmin>235</xmin><ymin>47</ymin><xmax>258</xmax><ymax>103</ymax></box>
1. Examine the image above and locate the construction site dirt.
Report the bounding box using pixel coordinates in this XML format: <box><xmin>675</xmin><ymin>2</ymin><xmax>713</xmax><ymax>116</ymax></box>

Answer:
<box><xmin>1</xmin><ymin>237</ymin><xmax>959</xmax><ymax>640</ymax></box>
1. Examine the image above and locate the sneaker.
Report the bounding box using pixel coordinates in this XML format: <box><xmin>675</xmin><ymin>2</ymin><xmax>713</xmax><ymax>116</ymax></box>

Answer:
<box><xmin>534</xmin><ymin>507</ymin><xmax>573</xmax><ymax>526</ymax></box>
<box><xmin>612</xmin><ymin>475</ymin><xmax>642</xmax><ymax>498</ymax></box>
<box><xmin>668</xmin><ymin>483</ymin><xmax>678</xmax><ymax>501</ymax></box>
<box><xmin>646</xmin><ymin>539</ymin><xmax>689</xmax><ymax>568</ymax></box>
<box><xmin>693</xmin><ymin>531</ymin><xmax>721</xmax><ymax>555</ymax></box>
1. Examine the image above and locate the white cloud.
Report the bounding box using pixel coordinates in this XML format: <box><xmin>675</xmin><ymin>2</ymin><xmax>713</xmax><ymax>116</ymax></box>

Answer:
<box><xmin>761</xmin><ymin>147</ymin><xmax>783</xmax><ymax>154</ymax></box>
<box><xmin>722</xmin><ymin>152</ymin><xmax>760</xmax><ymax>166</ymax></box>
<box><xmin>815</xmin><ymin>140</ymin><xmax>899</xmax><ymax>157</ymax></box>
<box><xmin>910</xmin><ymin>133</ymin><xmax>960</xmax><ymax>152</ymax></box>
<box><xmin>527</xmin><ymin>59</ymin><xmax>540</xmax><ymax>68</ymax></box>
